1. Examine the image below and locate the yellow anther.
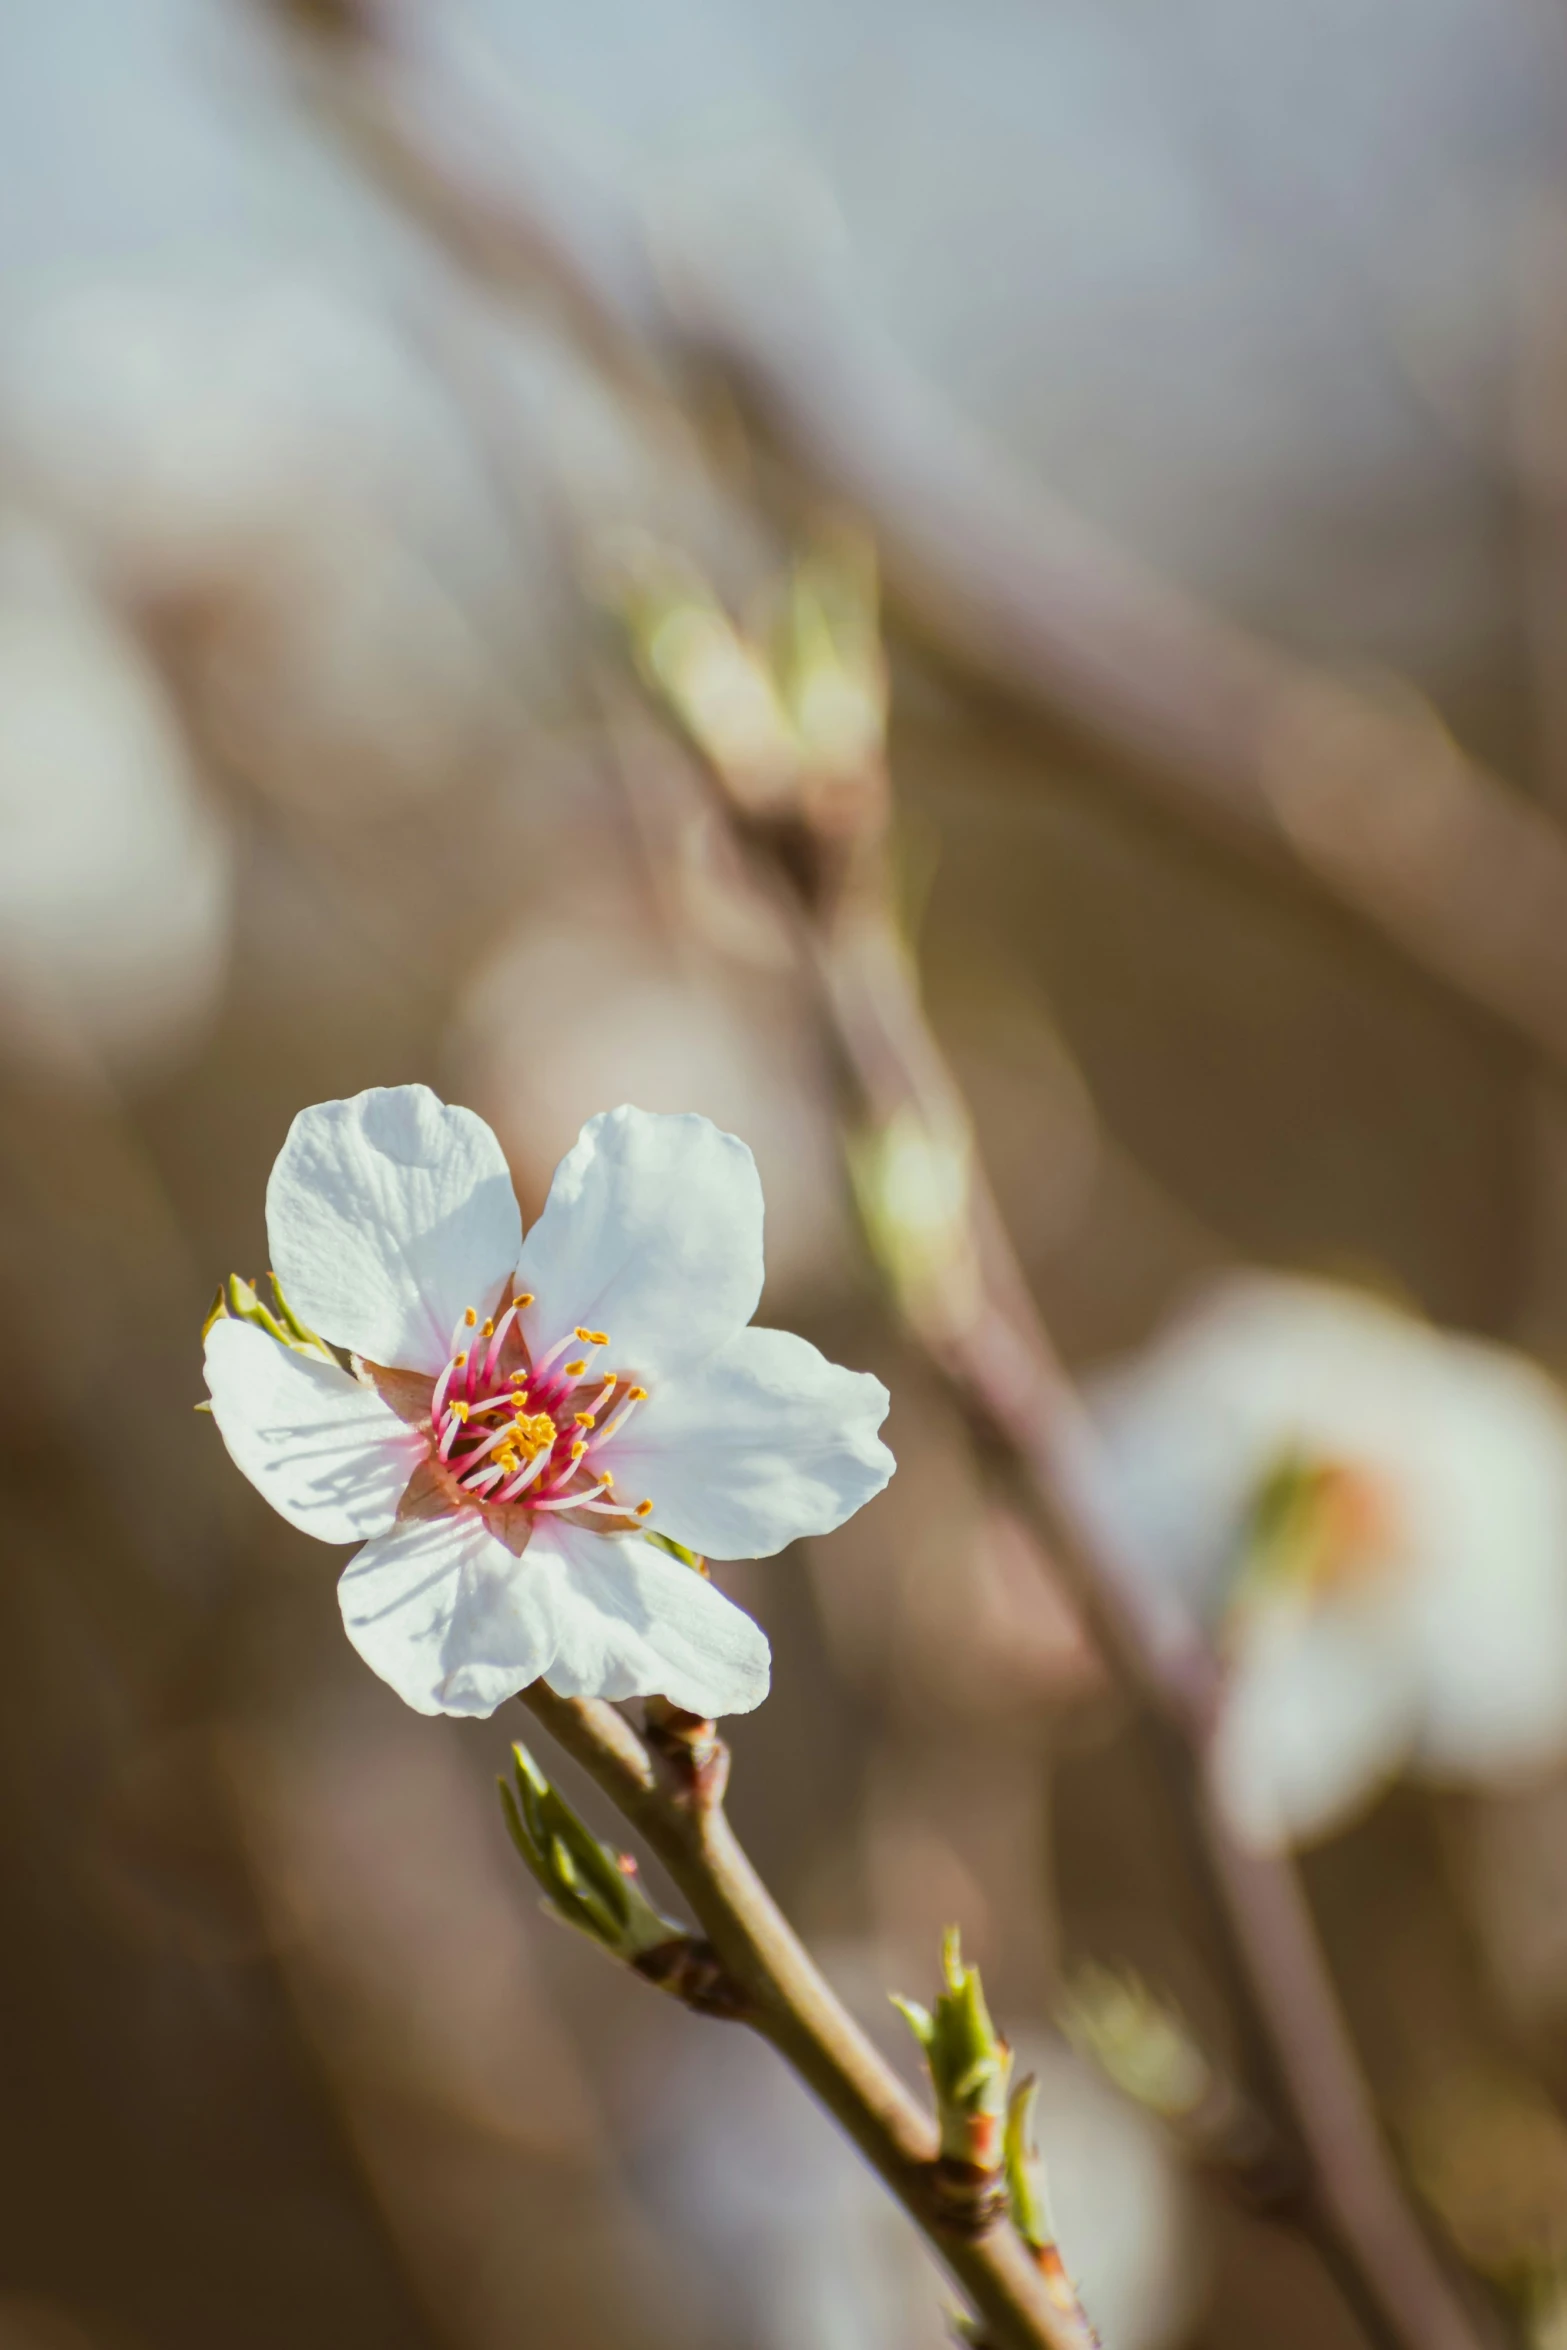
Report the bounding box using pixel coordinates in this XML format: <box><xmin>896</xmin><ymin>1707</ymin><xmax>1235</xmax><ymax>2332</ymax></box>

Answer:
<box><xmin>574</xmin><ymin>1412</ymin><xmax>596</xmax><ymax>1428</ymax></box>
<box><xmin>565</xmin><ymin>1359</ymin><xmax>588</xmax><ymax>1378</ymax></box>
<box><xmin>451</xmin><ymin>1401</ymin><xmax>469</xmax><ymax>1422</ymax></box>
<box><xmin>513</xmin><ymin>1293</ymin><xmax>533</xmax><ymax>1310</ymax></box>
<box><xmin>597</xmin><ymin>1471</ymin><xmax>615</xmax><ymax>1486</ymax></box>
<box><xmin>454</xmin><ymin>1351</ymin><xmax>468</xmax><ymax>1368</ymax></box>
<box><xmin>464</xmin><ymin>1308</ymin><xmax>477</xmax><ymax>1328</ymax></box>
<box><xmin>628</xmin><ymin>1386</ymin><xmax>648</xmax><ymax>1402</ymax></box>
<box><xmin>509</xmin><ymin>1370</ymin><xmax>527</xmax><ymax>1385</ymax></box>
<box><xmin>482</xmin><ymin>1319</ymin><xmax>494</xmax><ymax>1337</ymax></box>
<box><xmin>500</xmin><ymin>1410</ymin><xmax>556</xmax><ymax>1461</ymax></box>
<box><xmin>635</xmin><ymin>1499</ymin><xmax>654</xmax><ymax>1517</ymax></box>
<box><xmin>570</xmin><ymin>1440</ymin><xmax>588</xmax><ymax>1461</ymax></box>
<box><xmin>574</xmin><ymin>1327</ymin><xmax>610</xmax><ymax>1347</ymax></box>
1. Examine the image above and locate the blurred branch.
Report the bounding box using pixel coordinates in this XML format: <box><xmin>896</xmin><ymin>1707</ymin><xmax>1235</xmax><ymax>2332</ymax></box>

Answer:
<box><xmin>517</xmin><ymin>1685</ymin><xmax>1098</xmax><ymax>2350</ymax></box>
<box><xmin>600</xmin><ymin>527</ymin><xmax>1502</xmax><ymax>2344</ymax></box>
<box><xmin>793</xmin><ymin>796</ymin><xmax>1501</xmax><ymax>2350</ymax></box>
<box><xmin>259</xmin><ymin>0</ymin><xmax>1567</xmax><ymax>1077</ymax></box>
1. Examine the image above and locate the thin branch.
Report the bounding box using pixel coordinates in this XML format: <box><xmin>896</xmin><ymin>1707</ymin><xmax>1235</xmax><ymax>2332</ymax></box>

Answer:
<box><xmin>787</xmin><ymin>828</ymin><xmax>1503</xmax><ymax>2350</ymax></box>
<box><xmin>258</xmin><ymin>0</ymin><xmax>1567</xmax><ymax>1076</ymax></box>
<box><xmin>519</xmin><ymin>1683</ymin><xmax>1098</xmax><ymax>2350</ymax></box>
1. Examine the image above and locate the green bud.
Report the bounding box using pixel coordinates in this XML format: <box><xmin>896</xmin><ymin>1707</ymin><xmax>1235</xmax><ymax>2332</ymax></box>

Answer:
<box><xmin>847</xmin><ymin>1104</ymin><xmax>980</xmax><ymax>1343</ymax></box>
<box><xmin>773</xmin><ymin>535</ymin><xmax>887</xmax><ymax>783</ymax></box>
<box><xmin>1059</xmin><ymin>1961</ymin><xmax>1211</xmax><ymax>2122</ymax></box>
<box><xmin>1003</xmin><ymin>2075</ymin><xmax>1055</xmax><ymax>2255</ymax></box>
<box><xmin>895</xmin><ymin>1927</ymin><xmax>1012</xmax><ymax>2168</ymax></box>
<box><xmin>500</xmin><ymin>1742</ymin><xmax>680</xmax><ymax>1964</ymax></box>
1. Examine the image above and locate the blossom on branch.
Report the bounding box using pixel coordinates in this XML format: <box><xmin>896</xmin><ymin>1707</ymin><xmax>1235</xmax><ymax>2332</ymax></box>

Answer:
<box><xmin>1091</xmin><ymin>1273</ymin><xmax>1567</xmax><ymax>1848</ymax></box>
<box><xmin>204</xmin><ymin>1086</ymin><xmax>893</xmax><ymax>1720</ymax></box>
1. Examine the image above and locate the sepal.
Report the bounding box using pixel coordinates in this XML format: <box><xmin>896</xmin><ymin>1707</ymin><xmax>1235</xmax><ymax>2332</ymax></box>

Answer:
<box><xmin>203</xmin><ymin>1271</ymin><xmax>335</xmax><ymax>1364</ymax></box>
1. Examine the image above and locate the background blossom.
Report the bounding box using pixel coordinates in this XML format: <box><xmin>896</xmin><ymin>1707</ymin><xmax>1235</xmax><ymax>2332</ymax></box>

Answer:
<box><xmin>1091</xmin><ymin>1275</ymin><xmax>1567</xmax><ymax>1846</ymax></box>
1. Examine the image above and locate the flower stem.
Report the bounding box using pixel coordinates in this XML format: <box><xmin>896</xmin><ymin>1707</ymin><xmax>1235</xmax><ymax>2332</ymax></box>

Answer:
<box><xmin>518</xmin><ymin>1683</ymin><xmax>1098</xmax><ymax>2350</ymax></box>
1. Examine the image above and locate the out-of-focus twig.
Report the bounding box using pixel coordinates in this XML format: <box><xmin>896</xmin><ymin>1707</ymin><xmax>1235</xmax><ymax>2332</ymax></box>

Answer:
<box><xmin>518</xmin><ymin>1684</ymin><xmax>1098</xmax><ymax>2350</ymax></box>
<box><xmin>258</xmin><ymin>0</ymin><xmax>1567</xmax><ymax>1078</ymax></box>
<box><xmin>787</xmin><ymin>797</ymin><xmax>1500</xmax><ymax>2350</ymax></box>
<box><xmin>600</xmin><ymin>536</ymin><xmax>1501</xmax><ymax>2348</ymax></box>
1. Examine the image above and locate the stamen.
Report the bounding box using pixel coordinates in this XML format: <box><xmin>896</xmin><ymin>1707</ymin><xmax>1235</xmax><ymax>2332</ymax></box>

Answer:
<box><xmin>533</xmin><ymin>1327</ymin><xmax>600</xmax><ymax>1380</ymax></box>
<box><xmin>481</xmin><ymin>1300</ymin><xmax>521</xmax><ymax>1384</ymax></box>
<box><xmin>456</xmin><ymin>1419</ymin><xmax>523</xmax><ymax>1471</ymax></box>
<box><xmin>513</xmin><ymin>1293</ymin><xmax>534</xmax><ymax>1310</ymax></box>
<box><xmin>592</xmin><ymin>1386</ymin><xmax>648</xmax><ymax>1447</ymax></box>
<box><xmin>574</xmin><ymin>1413</ymin><xmax>596</xmax><ymax>1429</ymax></box>
<box><xmin>635</xmin><ymin>1499</ymin><xmax>654</xmax><ymax>1517</ymax></box>
<box><xmin>496</xmin><ymin>1449</ymin><xmax>552</xmax><ymax>1503</ymax></box>
<box><xmin>460</xmin><ymin>1463</ymin><xmax>507</xmax><ymax>1496</ymax></box>
<box><xmin>464</xmin><ymin>1308</ymin><xmax>477</xmax><ymax>1328</ymax></box>
<box><xmin>574</xmin><ymin>1326</ymin><xmax>611</xmax><ymax>1347</ymax></box>
<box><xmin>431</xmin><ymin>1355</ymin><xmax>461</xmax><ymax>1417</ymax></box>
<box><xmin>570</xmin><ymin>1440</ymin><xmax>588</xmax><ymax>1461</ymax></box>
<box><xmin>438</xmin><ymin>1412</ymin><xmax>464</xmax><ymax>1461</ymax></box>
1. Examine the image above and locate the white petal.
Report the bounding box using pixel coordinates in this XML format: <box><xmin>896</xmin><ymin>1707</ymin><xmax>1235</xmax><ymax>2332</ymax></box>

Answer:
<box><xmin>537</xmin><ymin>1524</ymin><xmax>771</xmax><ymax>1716</ymax></box>
<box><xmin>514</xmin><ymin>1106</ymin><xmax>763</xmax><ymax>1380</ymax></box>
<box><xmin>1404</xmin><ymin>1345</ymin><xmax>1567</xmax><ymax>1779</ymax></box>
<box><xmin>338</xmin><ymin>1507</ymin><xmax>770</xmax><ymax>1719</ymax></box>
<box><xmin>609</xmin><ymin>1325</ymin><xmax>894</xmax><ymax>1558</ymax></box>
<box><xmin>338</xmin><ymin>1507</ymin><xmax>555</xmax><ymax>1718</ymax></box>
<box><xmin>204</xmin><ymin>1317</ymin><xmax>424</xmax><ymax>1543</ymax></box>
<box><xmin>267</xmin><ymin>1085</ymin><xmax>522</xmax><ymax>1373</ymax></box>
<box><xmin>1211</xmin><ymin>1599</ymin><xmax>1419</xmax><ymax>1849</ymax></box>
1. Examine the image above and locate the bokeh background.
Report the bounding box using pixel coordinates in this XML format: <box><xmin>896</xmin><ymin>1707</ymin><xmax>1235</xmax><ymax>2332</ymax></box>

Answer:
<box><xmin>7</xmin><ymin>2</ymin><xmax>1567</xmax><ymax>2344</ymax></box>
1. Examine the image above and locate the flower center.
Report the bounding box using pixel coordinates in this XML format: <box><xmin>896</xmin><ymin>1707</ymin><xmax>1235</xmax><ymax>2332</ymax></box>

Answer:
<box><xmin>1224</xmin><ymin>1447</ymin><xmax>1399</xmax><ymax>1629</ymax></box>
<box><xmin>430</xmin><ymin>1297</ymin><xmax>654</xmax><ymax>1522</ymax></box>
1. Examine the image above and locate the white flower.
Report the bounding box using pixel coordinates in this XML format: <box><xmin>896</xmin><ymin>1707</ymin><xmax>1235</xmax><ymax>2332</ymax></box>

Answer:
<box><xmin>204</xmin><ymin>1086</ymin><xmax>894</xmax><ymax>1720</ymax></box>
<box><xmin>1090</xmin><ymin>1274</ymin><xmax>1567</xmax><ymax>1849</ymax></box>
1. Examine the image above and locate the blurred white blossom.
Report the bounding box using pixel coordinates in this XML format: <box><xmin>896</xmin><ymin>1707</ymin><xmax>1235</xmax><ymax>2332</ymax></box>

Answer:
<box><xmin>2</xmin><ymin>279</ymin><xmax>515</xmax><ymax>811</ymax></box>
<box><xmin>1091</xmin><ymin>1274</ymin><xmax>1567</xmax><ymax>1847</ymax></box>
<box><xmin>0</xmin><ymin>526</ymin><xmax>229</xmax><ymax>1079</ymax></box>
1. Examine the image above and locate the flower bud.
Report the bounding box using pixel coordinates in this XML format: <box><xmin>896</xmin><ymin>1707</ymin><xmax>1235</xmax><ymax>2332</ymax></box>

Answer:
<box><xmin>1059</xmin><ymin>1961</ymin><xmax>1211</xmax><ymax>2122</ymax></box>
<box><xmin>894</xmin><ymin>1927</ymin><xmax>1012</xmax><ymax>2172</ymax></box>
<box><xmin>500</xmin><ymin>1741</ymin><xmax>680</xmax><ymax>1962</ymax></box>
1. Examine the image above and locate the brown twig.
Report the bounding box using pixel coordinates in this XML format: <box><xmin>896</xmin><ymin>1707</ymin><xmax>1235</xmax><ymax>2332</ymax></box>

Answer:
<box><xmin>772</xmin><ymin>819</ymin><xmax>1500</xmax><ymax>2350</ymax></box>
<box><xmin>518</xmin><ymin>1684</ymin><xmax>1098</xmax><ymax>2350</ymax></box>
<box><xmin>256</xmin><ymin>0</ymin><xmax>1567</xmax><ymax>1078</ymax></box>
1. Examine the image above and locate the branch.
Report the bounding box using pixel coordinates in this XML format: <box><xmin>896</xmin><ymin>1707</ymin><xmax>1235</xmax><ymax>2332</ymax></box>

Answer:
<box><xmin>518</xmin><ymin>1684</ymin><xmax>1098</xmax><ymax>2350</ymax></box>
<box><xmin>257</xmin><ymin>0</ymin><xmax>1567</xmax><ymax>1077</ymax></box>
<box><xmin>795</xmin><ymin>838</ymin><xmax>1502</xmax><ymax>2350</ymax></box>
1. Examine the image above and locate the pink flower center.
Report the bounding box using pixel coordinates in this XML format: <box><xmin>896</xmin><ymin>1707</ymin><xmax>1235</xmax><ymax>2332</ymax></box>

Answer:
<box><xmin>430</xmin><ymin>1296</ymin><xmax>653</xmax><ymax>1522</ymax></box>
